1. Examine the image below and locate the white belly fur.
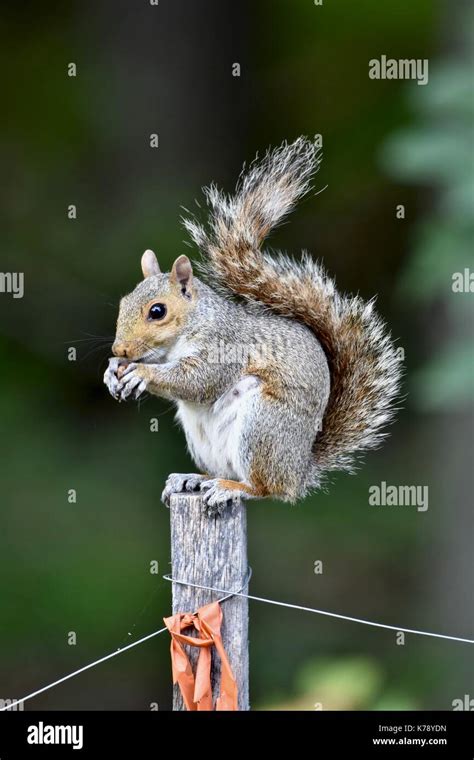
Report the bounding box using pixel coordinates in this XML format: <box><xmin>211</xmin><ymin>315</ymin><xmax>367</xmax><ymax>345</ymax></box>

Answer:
<box><xmin>175</xmin><ymin>375</ymin><xmax>261</xmax><ymax>481</ymax></box>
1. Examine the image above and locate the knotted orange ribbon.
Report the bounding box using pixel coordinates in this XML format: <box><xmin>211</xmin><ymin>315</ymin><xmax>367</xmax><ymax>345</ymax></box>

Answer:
<box><xmin>164</xmin><ymin>601</ymin><xmax>238</xmax><ymax>710</ymax></box>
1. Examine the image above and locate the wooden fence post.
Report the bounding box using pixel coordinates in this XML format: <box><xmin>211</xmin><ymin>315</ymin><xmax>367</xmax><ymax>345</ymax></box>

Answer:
<box><xmin>169</xmin><ymin>492</ymin><xmax>249</xmax><ymax>710</ymax></box>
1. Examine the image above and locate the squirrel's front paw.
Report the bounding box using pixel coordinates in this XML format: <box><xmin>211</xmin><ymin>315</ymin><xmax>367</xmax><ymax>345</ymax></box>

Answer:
<box><xmin>103</xmin><ymin>357</ymin><xmax>121</xmax><ymax>399</ymax></box>
<box><xmin>115</xmin><ymin>362</ymin><xmax>149</xmax><ymax>402</ymax></box>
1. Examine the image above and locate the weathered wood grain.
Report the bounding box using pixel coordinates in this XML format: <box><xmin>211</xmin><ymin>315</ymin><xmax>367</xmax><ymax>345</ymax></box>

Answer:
<box><xmin>169</xmin><ymin>493</ymin><xmax>249</xmax><ymax>710</ymax></box>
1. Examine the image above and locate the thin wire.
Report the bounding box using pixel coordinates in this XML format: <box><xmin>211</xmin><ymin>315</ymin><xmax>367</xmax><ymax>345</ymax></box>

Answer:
<box><xmin>206</xmin><ymin>567</ymin><xmax>252</xmax><ymax>604</ymax></box>
<box><xmin>0</xmin><ymin>571</ymin><xmax>251</xmax><ymax>713</ymax></box>
<box><xmin>0</xmin><ymin>626</ymin><xmax>167</xmax><ymax>713</ymax></box>
<box><xmin>163</xmin><ymin>573</ymin><xmax>474</xmax><ymax>645</ymax></box>
<box><xmin>3</xmin><ymin>568</ymin><xmax>472</xmax><ymax>713</ymax></box>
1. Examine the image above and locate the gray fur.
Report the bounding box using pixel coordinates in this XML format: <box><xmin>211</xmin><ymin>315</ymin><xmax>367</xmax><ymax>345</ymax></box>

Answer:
<box><xmin>105</xmin><ymin>137</ymin><xmax>402</xmax><ymax>506</ymax></box>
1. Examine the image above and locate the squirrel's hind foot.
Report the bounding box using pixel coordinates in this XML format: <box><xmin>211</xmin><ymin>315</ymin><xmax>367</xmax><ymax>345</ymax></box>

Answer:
<box><xmin>161</xmin><ymin>473</ymin><xmax>208</xmax><ymax>506</ymax></box>
<box><xmin>162</xmin><ymin>475</ymin><xmax>258</xmax><ymax>515</ymax></box>
<box><xmin>200</xmin><ymin>478</ymin><xmax>255</xmax><ymax>517</ymax></box>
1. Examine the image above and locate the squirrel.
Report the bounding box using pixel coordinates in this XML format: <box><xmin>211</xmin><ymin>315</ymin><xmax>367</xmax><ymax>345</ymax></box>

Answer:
<box><xmin>104</xmin><ymin>137</ymin><xmax>402</xmax><ymax>513</ymax></box>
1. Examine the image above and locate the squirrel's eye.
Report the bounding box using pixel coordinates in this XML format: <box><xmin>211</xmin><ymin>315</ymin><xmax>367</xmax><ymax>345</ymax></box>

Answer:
<box><xmin>148</xmin><ymin>303</ymin><xmax>167</xmax><ymax>321</ymax></box>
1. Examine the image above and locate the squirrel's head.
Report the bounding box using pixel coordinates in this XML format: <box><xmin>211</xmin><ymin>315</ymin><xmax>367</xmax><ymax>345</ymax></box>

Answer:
<box><xmin>112</xmin><ymin>250</ymin><xmax>196</xmax><ymax>362</ymax></box>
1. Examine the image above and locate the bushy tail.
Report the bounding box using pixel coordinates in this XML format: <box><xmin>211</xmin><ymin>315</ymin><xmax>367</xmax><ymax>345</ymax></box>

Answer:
<box><xmin>183</xmin><ymin>137</ymin><xmax>402</xmax><ymax>475</ymax></box>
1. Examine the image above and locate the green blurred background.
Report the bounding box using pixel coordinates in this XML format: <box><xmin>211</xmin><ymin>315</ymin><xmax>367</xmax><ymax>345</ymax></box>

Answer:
<box><xmin>1</xmin><ymin>0</ymin><xmax>472</xmax><ymax>710</ymax></box>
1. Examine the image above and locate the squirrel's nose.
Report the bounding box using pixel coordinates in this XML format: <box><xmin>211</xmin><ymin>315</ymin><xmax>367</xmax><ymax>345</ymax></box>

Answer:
<box><xmin>112</xmin><ymin>341</ymin><xmax>129</xmax><ymax>358</ymax></box>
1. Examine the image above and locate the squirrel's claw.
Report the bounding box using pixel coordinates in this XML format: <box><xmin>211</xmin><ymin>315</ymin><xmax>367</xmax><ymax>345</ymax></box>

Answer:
<box><xmin>103</xmin><ymin>357</ymin><xmax>121</xmax><ymax>400</ymax></box>
<box><xmin>200</xmin><ymin>479</ymin><xmax>241</xmax><ymax>516</ymax></box>
<box><xmin>115</xmin><ymin>363</ymin><xmax>148</xmax><ymax>402</ymax></box>
<box><xmin>161</xmin><ymin>473</ymin><xmax>208</xmax><ymax>506</ymax></box>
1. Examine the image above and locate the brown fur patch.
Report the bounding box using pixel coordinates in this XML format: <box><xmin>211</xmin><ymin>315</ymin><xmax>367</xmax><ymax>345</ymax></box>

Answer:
<box><xmin>249</xmin><ymin>455</ymin><xmax>290</xmax><ymax>499</ymax></box>
<box><xmin>245</xmin><ymin>360</ymin><xmax>286</xmax><ymax>403</ymax></box>
<box><xmin>217</xmin><ymin>479</ymin><xmax>269</xmax><ymax>497</ymax></box>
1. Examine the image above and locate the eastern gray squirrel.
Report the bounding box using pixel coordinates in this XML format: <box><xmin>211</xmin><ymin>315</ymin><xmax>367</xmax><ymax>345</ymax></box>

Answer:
<box><xmin>104</xmin><ymin>138</ymin><xmax>401</xmax><ymax>512</ymax></box>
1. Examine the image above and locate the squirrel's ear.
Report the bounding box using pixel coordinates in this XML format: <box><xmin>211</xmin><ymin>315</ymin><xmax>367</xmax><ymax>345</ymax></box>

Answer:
<box><xmin>141</xmin><ymin>249</ymin><xmax>161</xmax><ymax>278</ymax></box>
<box><xmin>171</xmin><ymin>255</ymin><xmax>193</xmax><ymax>297</ymax></box>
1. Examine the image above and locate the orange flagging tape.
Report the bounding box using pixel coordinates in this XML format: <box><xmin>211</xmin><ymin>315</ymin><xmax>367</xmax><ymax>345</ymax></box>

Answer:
<box><xmin>164</xmin><ymin>601</ymin><xmax>238</xmax><ymax>711</ymax></box>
